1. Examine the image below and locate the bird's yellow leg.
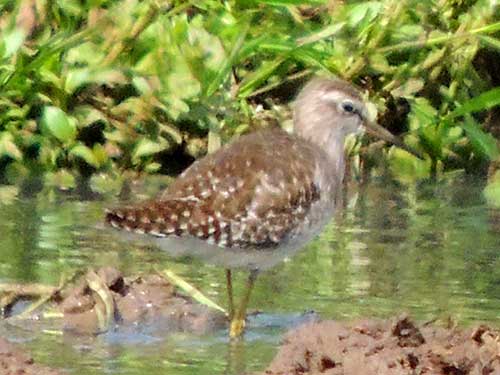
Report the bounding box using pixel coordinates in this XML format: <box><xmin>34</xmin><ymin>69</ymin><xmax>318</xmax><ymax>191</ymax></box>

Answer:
<box><xmin>226</xmin><ymin>269</ymin><xmax>234</xmax><ymax>320</ymax></box>
<box><xmin>229</xmin><ymin>270</ymin><xmax>258</xmax><ymax>339</ymax></box>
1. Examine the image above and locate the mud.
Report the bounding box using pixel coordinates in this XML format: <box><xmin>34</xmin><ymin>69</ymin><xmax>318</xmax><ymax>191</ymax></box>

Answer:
<box><xmin>59</xmin><ymin>267</ymin><xmax>226</xmax><ymax>335</ymax></box>
<box><xmin>261</xmin><ymin>315</ymin><xmax>500</xmax><ymax>375</ymax></box>
<box><xmin>1</xmin><ymin>267</ymin><xmax>226</xmax><ymax>374</ymax></box>
<box><xmin>0</xmin><ymin>337</ymin><xmax>65</xmax><ymax>375</ymax></box>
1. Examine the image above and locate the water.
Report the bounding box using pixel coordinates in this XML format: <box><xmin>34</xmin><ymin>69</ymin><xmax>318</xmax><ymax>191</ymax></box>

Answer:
<box><xmin>0</xmin><ymin>176</ymin><xmax>499</xmax><ymax>374</ymax></box>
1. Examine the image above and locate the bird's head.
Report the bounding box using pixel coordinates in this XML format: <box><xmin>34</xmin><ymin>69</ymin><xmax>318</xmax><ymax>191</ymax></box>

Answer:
<box><xmin>293</xmin><ymin>77</ymin><xmax>368</xmax><ymax>144</ymax></box>
<box><xmin>293</xmin><ymin>77</ymin><xmax>422</xmax><ymax>162</ymax></box>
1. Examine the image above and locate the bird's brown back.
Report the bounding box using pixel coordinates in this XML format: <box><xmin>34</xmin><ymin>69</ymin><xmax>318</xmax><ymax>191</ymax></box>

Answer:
<box><xmin>106</xmin><ymin>127</ymin><xmax>323</xmax><ymax>249</ymax></box>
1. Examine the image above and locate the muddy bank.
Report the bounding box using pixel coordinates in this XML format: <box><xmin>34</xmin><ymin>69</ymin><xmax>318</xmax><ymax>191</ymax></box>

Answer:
<box><xmin>60</xmin><ymin>267</ymin><xmax>226</xmax><ymax>335</ymax></box>
<box><xmin>0</xmin><ymin>337</ymin><xmax>65</xmax><ymax>375</ymax></box>
<box><xmin>4</xmin><ymin>267</ymin><xmax>226</xmax><ymax>336</ymax></box>
<box><xmin>0</xmin><ymin>267</ymin><xmax>226</xmax><ymax>374</ymax></box>
<box><xmin>261</xmin><ymin>315</ymin><xmax>500</xmax><ymax>375</ymax></box>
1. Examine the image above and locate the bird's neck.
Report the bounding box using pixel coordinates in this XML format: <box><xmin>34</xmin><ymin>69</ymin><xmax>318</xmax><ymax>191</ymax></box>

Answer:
<box><xmin>324</xmin><ymin>132</ymin><xmax>346</xmax><ymax>182</ymax></box>
<box><xmin>300</xmin><ymin>127</ymin><xmax>347</xmax><ymax>182</ymax></box>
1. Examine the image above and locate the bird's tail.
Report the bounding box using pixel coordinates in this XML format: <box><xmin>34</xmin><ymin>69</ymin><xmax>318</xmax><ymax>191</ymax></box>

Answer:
<box><xmin>104</xmin><ymin>199</ymin><xmax>209</xmax><ymax>239</ymax></box>
<box><xmin>105</xmin><ymin>201</ymin><xmax>181</xmax><ymax>237</ymax></box>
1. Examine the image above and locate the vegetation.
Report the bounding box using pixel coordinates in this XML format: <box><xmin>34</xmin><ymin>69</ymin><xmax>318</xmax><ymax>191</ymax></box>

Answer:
<box><xmin>0</xmin><ymin>0</ymin><xmax>499</xmax><ymax>191</ymax></box>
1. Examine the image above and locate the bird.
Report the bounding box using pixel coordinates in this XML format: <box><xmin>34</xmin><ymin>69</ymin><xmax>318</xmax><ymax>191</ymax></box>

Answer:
<box><xmin>105</xmin><ymin>77</ymin><xmax>381</xmax><ymax>338</ymax></box>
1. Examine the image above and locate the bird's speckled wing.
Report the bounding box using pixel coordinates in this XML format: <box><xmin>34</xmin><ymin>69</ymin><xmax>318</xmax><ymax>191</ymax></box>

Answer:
<box><xmin>105</xmin><ymin>127</ymin><xmax>322</xmax><ymax>249</ymax></box>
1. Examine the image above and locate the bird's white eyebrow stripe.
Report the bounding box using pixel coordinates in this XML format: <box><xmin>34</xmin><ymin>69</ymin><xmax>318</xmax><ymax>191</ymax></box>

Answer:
<box><xmin>321</xmin><ymin>90</ymin><xmax>364</xmax><ymax>118</ymax></box>
<box><xmin>321</xmin><ymin>90</ymin><xmax>356</xmax><ymax>102</ymax></box>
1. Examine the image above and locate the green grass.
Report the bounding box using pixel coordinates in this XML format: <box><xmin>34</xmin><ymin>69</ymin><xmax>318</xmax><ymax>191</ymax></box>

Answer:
<box><xmin>0</xmin><ymin>0</ymin><xmax>499</xmax><ymax>189</ymax></box>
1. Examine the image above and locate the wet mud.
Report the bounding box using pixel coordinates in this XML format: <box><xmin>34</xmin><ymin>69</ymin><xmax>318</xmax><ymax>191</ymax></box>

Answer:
<box><xmin>3</xmin><ymin>271</ymin><xmax>499</xmax><ymax>375</ymax></box>
<box><xmin>261</xmin><ymin>315</ymin><xmax>500</xmax><ymax>375</ymax></box>
<box><xmin>59</xmin><ymin>267</ymin><xmax>227</xmax><ymax>335</ymax></box>
<box><xmin>1</xmin><ymin>267</ymin><xmax>227</xmax><ymax>374</ymax></box>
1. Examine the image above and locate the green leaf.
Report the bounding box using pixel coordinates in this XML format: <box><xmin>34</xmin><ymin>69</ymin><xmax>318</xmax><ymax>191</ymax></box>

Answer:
<box><xmin>0</xmin><ymin>132</ymin><xmax>22</xmax><ymax>160</ymax></box>
<box><xmin>205</xmin><ymin>22</ymin><xmax>250</xmax><ymax>97</ymax></box>
<box><xmin>65</xmin><ymin>68</ymin><xmax>127</xmax><ymax>94</ymax></box>
<box><xmin>297</xmin><ymin>23</ymin><xmax>345</xmax><ymax>46</ymax></box>
<box><xmin>388</xmin><ymin>147</ymin><xmax>431</xmax><ymax>181</ymax></box>
<box><xmin>64</xmin><ymin>69</ymin><xmax>90</xmax><ymax>94</ymax></box>
<box><xmin>41</xmin><ymin>106</ymin><xmax>77</xmax><ymax>143</ymax></box>
<box><xmin>460</xmin><ymin>117</ymin><xmax>499</xmax><ymax>160</ymax></box>
<box><xmin>237</xmin><ymin>59</ymin><xmax>284</xmax><ymax>98</ymax></box>
<box><xmin>1</xmin><ymin>28</ymin><xmax>26</xmax><ymax>58</ymax></box>
<box><xmin>408</xmin><ymin>98</ymin><xmax>438</xmax><ymax>130</ymax></box>
<box><xmin>132</xmin><ymin>138</ymin><xmax>169</xmax><ymax>164</ymax></box>
<box><xmin>347</xmin><ymin>1</ymin><xmax>382</xmax><ymax>28</ymax></box>
<box><xmin>145</xmin><ymin>162</ymin><xmax>162</xmax><ymax>173</ymax></box>
<box><xmin>478</xmin><ymin>35</ymin><xmax>500</xmax><ymax>51</ymax></box>
<box><xmin>159</xmin><ymin>268</ymin><xmax>226</xmax><ymax>313</ymax></box>
<box><xmin>70</xmin><ymin>144</ymin><xmax>100</xmax><ymax>168</ymax></box>
<box><xmin>449</xmin><ymin>87</ymin><xmax>500</xmax><ymax>118</ymax></box>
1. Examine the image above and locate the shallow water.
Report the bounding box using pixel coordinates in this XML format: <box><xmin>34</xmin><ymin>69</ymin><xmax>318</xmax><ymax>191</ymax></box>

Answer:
<box><xmin>0</xmin><ymin>176</ymin><xmax>499</xmax><ymax>374</ymax></box>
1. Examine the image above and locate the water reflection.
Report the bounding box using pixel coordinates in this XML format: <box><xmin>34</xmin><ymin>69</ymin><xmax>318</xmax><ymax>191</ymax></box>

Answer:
<box><xmin>0</xmin><ymin>177</ymin><xmax>499</xmax><ymax>374</ymax></box>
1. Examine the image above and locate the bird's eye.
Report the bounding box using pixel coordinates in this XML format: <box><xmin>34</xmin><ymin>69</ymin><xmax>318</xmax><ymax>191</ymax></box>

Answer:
<box><xmin>341</xmin><ymin>101</ymin><xmax>355</xmax><ymax>114</ymax></box>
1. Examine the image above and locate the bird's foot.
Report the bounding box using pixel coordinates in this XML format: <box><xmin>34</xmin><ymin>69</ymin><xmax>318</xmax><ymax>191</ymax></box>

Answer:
<box><xmin>229</xmin><ymin>317</ymin><xmax>246</xmax><ymax>338</ymax></box>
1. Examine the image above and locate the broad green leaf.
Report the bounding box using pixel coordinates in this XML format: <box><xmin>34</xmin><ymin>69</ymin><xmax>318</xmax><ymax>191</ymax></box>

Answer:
<box><xmin>65</xmin><ymin>68</ymin><xmax>127</xmax><ymax>94</ymax></box>
<box><xmin>92</xmin><ymin>144</ymin><xmax>109</xmax><ymax>167</ymax></box>
<box><xmin>347</xmin><ymin>1</ymin><xmax>382</xmax><ymax>28</ymax></box>
<box><xmin>65</xmin><ymin>42</ymin><xmax>105</xmax><ymax>65</ymax></box>
<box><xmin>408</xmin><ymin>98</ymin><xmax>438</xmax><ymax>130</ymax></box>
<box><xmin>132</xmin><ymin>138</ymin><xmax>169</xmax><ymax>164</ymax></box>
<box><xmin>388</xmin><ymin>147</ymin><xmax>431</xmax><ymax>182</ymax></box>
<box><xmin>70</xmin><ymin>144</ymin><xmax>100</xmax><ymax>168</ymax></box>
<box><xmin>41</xmin><ymin>106</ymin><xmax>77</xmax><ymax>143</ymax></box>
<box><xmin>64</xmin><ymin>69</ymin><xmax>90</xmax><ymax>94</ymax></box>
<box><xmin>449</xmin><ymin>87</ymin><xmax>500</xmax><ymax>118</ymax></box>
<box><xmin>145</xmin><ymin>162</ymin><xmax>162</xmax><ymax>173</ymax></box>
<box><xmin>392</xmin><ymin>24</ymin><xmax>424</xmax><ymax>42</ymax></box>
<box><xmin>1</xmin><ymin>28</ymin><xmax>26</xmax><ymax>58</ymax></box>
<box><xmin>132</xmin><ymin>77</ymin><xmax>153</xmax><ymax>95</ymax></box>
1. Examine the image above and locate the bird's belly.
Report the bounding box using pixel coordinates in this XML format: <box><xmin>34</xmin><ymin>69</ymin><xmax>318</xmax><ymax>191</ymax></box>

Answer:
<box><xmin>108</xmin><ymin>227</ymin><xmax>311</xmax><ymax>270</ymax></box>
<box><xmin>156</xmin><ymin>234</ymin><xmax>309</xmax><ymax>270</ymax></box>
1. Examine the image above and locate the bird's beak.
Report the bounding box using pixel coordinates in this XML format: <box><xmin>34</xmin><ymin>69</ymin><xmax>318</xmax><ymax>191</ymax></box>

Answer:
<box><xmin>363</xmin><ymin>119</ymin><xmax>399</xmax><ymax>145</ymax></box>
<box><xmin>363</xmin><ymin>118</ymin><xmax>425</xmax><ymax>160</ymax></box>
